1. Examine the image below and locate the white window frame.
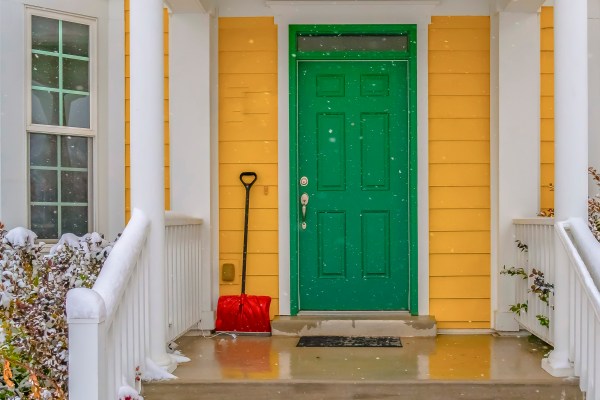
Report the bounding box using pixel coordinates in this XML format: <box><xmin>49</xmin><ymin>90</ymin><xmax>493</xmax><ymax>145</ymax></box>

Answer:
<box><xmin>26</xmin><ymin>7</ymin><xmax>98</xmax><ymax>136</ymax></box>
<box><xmin>25</xmin><ymin>7</ymin><xmax>98</xmax><ymax>239</ymax></box>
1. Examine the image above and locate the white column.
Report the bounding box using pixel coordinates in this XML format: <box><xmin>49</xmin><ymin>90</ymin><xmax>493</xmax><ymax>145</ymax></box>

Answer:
<box><xmin>495</xmin><ymin>11</ymin><xmax>541</xmax><ymax>331</ymax></box>
<box><xmin>544</xmin><ymin>0</ymin><xmax>588</xmax><ymax>377</ymax></box>
<box><xmin>169</xmin><ymin>11</ymin><xmax>215</xmax><ymax>329</ymax></box>
<box><xmin>129</xmin><ymin>0</ymin><xmax>171</xmax><ymax>368</ymax></box>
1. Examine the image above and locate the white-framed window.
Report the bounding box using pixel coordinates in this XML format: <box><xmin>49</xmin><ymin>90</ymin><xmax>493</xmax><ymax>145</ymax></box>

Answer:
<box><xmin>26</xmin><ymin>7</ymin><xmax>97</xmax><ymax>239</ymax></box>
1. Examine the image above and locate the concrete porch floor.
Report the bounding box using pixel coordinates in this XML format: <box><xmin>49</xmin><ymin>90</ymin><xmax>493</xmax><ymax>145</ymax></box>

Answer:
<box><xmin>143</xmin><ymin>333</ymin><xmax>582</xmax><ymax>399</ymax></box>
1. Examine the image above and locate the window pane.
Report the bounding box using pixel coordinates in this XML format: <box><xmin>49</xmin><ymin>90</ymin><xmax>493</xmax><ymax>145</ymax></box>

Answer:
<box><xmin>62</xmin><ymin>206</ymin><xmax>88</xmax><ymax>236</ymax></box>
<box><xmin>32</xmin><ymin>90</ymin><xmax>59</xmax><ymax>125</ymax></box>
<box><xmin>61</xmin><ymin>136</ymin><xmax>88</xmax><ymax>168</ymax></box>
<box><xmin>32</xmin><ymin>16</ymin><xmax>59</xmax><ymax>53</ymax></box>
<box><xmin>30</xmin><ymin>133</ymin><xmax>57</xmax><ymax>167</ymax></box>
<box><xmin>63</xmin><ymin>94</ymin><xmax>90</xmax><ymax>128</ymax></box>
<box><xmin>61</xmin><ymin>171</ymin><xmax>88</xmax><ymax>203</ymax></box>
<box><xmin>30</xmin><ymin>170</ymin><xmax>58</xmax><ymax>202</ymax></box>
<box><xmin>297</xmin><ymin>35</ymin><xmax>408</xmax><ymax>52</ymax></box>
<box><xmin>31</xmin><ymin>205</ymin><xmax>58</xmax><ymax>239</ymax></box>
<box><xmin>62</xmin><ymin>21</ymin><xmax>89</xmax><ymax>57</ymax></box>
<box><xmin>32</xmin><ymin>53</ymin><xmax>59</xmax><ymax>88</ymax></box>
<box><xmin>63</xmin><ymin>58</ymin><xmax>89</xmax><ymax>91</ymax></box>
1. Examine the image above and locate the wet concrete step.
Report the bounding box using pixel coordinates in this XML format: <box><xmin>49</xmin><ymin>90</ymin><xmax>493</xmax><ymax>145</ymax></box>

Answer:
<box><xmin>142</xmin><ymin>380</ymin><xmax>583</xmax><ymax>400</ymax></box>
<box><xmin>271</xmin><ymin>314</ymin><xmax>437</xmax><ymax>337</ymax></box>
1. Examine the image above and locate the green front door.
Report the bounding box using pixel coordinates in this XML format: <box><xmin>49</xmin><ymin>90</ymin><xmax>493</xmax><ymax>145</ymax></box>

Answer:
<box><xmin>297</xmin><ymin>60</ymin><xmax>410</xmax><ymax>311</ymax></box>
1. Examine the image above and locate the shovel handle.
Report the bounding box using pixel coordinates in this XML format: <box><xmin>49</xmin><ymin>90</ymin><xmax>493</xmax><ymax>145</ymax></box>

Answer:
<box><xmin>240</xmin><ymin>172</ymin><xmax>257</xmax><ymax>189</ymax></box>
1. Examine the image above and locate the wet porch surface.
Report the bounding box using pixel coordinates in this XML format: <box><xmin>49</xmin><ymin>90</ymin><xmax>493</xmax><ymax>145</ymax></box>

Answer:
<box><xmin>143</xmin><ymin>334</ymin><xmax>582</xmax><ymax>399</ymax></box>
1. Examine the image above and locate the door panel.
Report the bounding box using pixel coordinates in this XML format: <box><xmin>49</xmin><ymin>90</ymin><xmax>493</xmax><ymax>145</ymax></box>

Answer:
<box><xmin>297</xmin><ymin>60</ymin><xmax>410</xmax><ymax>311</ymax></box>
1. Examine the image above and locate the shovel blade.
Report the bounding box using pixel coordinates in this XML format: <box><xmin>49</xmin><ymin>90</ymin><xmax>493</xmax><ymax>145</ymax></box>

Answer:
<box><xmin>215</xmin><ymin>293</ymin><xmax>271</xmax><ymax>333</ymax></box>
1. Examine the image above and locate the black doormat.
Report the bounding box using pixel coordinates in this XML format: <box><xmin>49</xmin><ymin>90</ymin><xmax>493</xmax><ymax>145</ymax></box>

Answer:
<box><xmin>296</xmin><ymin>336</ymin><xmax>402</xmax><ymax>348</ymax></box>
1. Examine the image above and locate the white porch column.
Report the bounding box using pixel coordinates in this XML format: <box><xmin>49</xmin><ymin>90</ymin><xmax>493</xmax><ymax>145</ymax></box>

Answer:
<box><xmin>544</xmin><ymin>0</ymin><xmax>588</xmax><ymax>377</ymax></box>
<box><xmin>129</xmin><ymin>0</ymin><xmax>171</xmax><ymax>368</ymax></box>
<box><xmin>494</xmin><ymin>10</ymin><xmax>541</xmax><ymax>331</ymax></box>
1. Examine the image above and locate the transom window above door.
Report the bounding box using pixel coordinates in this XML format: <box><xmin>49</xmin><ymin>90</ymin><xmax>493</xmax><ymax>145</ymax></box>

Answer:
<box><xmin>297</xmin><ymin>34</ymin><xmax>409</xmax><ymax>52</ymax></box>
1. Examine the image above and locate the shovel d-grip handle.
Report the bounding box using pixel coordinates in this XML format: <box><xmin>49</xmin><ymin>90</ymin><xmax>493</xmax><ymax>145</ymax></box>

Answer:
<box><xmin>240</xmin><ymin>172</ymin><xmax>257</xmax><ymax>189</ymax></box>
<box><xmin>239</xmin><ymin>171</ymin><xmax>257</xmax><ymax>294</ymax></box>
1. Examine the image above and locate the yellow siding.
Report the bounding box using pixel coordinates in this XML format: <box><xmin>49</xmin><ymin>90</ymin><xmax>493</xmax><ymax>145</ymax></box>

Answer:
<box><xmin>428</xmin><ymin>16</ymin><xmax>491</xmax><ymax>330</ymax></box>
<box><xmin>219</xmin><ymin>17</ymin><xmax>279</xmax><ymax>319</ymax></box>
<box><xmin>124</xmin><ymin>1</ymin><xmax>171</xmax><ymax>221</ymax></box>
<box><xmin>541</xmin><ymin>7</ymin><xmax>554</xmax><ymax>212</ymax></box>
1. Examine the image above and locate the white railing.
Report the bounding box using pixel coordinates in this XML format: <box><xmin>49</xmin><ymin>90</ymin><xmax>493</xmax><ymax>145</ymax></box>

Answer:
<box><xmin>556</xmin><ymin>218</ymin><xmax>600</xmax><ymax>400</ymax></box>
<box><xmin>513</xmin><ymin>218</ymin><xmax>555</xmax><ymax>344</ymax></box>
<box><xmin>165</xmin><ymin>211</ymin><xmax>203</xmax><ymax>342</ymax></box>
<box><xmin>67</xmin><ymin>209</ymin><xmax>151</xmax><ymax>400</ymax></box>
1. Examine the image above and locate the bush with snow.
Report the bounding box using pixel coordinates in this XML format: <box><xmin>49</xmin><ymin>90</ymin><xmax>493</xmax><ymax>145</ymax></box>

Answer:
<box><xmin>0</xmin><ymin>222</ymin><xmax>112</xmax><ymax>399</ymax></box>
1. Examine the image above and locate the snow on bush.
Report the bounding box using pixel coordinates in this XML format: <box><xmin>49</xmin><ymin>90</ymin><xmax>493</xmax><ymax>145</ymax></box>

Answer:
<box><xmin>588</xmin><ymin>167</ymin><xmax>600</xmax><ymax>241</ymax></box>
<box><xmin>0</xmin><ymin>222</ymin><xmax>113</xmax><ymax>399</ymax></box>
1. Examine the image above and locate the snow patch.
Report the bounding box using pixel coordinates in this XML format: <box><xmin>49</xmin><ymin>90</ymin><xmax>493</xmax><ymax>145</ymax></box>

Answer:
<box><xmin>118</xmin><ymin>385</ymin><xmax>143</xmax><ymax>400</ymax></box>
<box><xmin>142</xmin><ymin>357</ymin><xmax>176</xmax><ymax>381</ymax></box>
<box><xmin>169</xmin><ymin>350</ymin><xmax>191</xmax><ymax>364</ymax></box>
<box><xmin>4</xmin><ymin>227</ymin><xmax>37</xmax><ymax>247</ymax></box>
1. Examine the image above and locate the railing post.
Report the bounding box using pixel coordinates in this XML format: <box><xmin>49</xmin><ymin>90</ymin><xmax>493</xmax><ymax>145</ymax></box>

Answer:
<box><xmin>67</xmin><ymin>288</ymin><xmax>107</xmax><ymax>400</ymax></box>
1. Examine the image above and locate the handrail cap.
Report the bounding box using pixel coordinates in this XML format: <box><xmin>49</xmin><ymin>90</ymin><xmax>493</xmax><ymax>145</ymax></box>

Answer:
<box><xmin>513</xmin><ymin>217</ymin><xmax>555</xmax><ymax>225</ymax></box>
<box><xmin>165</xmin><ymin>211</ymin><xmax>203</xmax><ymax>226</ymax></box>
<box><xmin>67</xmin><ymin>288</ymin><xmax>107</xmax><ymax>323</ymax></box>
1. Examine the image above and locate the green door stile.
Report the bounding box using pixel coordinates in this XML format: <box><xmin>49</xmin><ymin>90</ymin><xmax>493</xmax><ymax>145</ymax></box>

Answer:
<box><xmin>289</xmin><ymin>25</ymin><xmax>419</xmax><ymax>315</ymax></box>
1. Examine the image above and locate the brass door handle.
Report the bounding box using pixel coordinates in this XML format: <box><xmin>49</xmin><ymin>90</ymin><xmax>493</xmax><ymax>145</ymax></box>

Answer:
<box><xmin>300</xmin><ymin>193</ymin><xmax>309</xmax><ymax>230</ymax></box>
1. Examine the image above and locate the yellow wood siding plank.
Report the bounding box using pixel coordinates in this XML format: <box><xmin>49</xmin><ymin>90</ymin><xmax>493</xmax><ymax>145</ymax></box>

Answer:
<box><xmin>219</xmin><ymin>27</ymin><xmax>278</xmax><ymax>52</ymax></box>
<box><xmin>428</xmin><ymin>51</ymin><xmax>490</xmax><ymax>74</ymax></box>
<box><xmin>219</xmin><ymin>254</ymin><xmax>280</xmax><ymax>276</ymax></box>
<box><xmin>540</xmin><ymin>51</ymin><xmax>554</xmax><ymax>74</ymax></box>
<box><xmin>219</xmin><ymin>51</ymin><xmax>278</xmax><ymax>74</ymax></box>
<box><xmin>429</xmin><ymin>119</ymin><xmax>490</xmax><ymax>141</ymax></box>
<box><xmin>429</xmin><ymin>164</ymin><xmax>490</xmax><ymax>187</ymax></box>
<box><xmin>220</xmin><ymin>186</ymin><xmax>279</xmax><ymax>209</ymax></box>
<box><xmin>429</xmin><ymin>96</ymin><xmax>490</xmax><ymax>119</ymax></box>
<box><xmin>220</xmin><ymin>116</ymin><xmax>279</xmax><ymax>141</ymax></box>
<box><xmin>429</xmin><ymin>209</ymin><xmax>490</xmax><ymax>232</ymax></box>
<box><xmin>429</xmin><ymin>254</ymin><xmax>491</xmax><ymax>277</ymax></box>
<box><xmin>430</xmin><ymin>298</ymin><xmax>491</xmax><ymax>322</ymax></box>
<box><xmin>220</xmin><ymin>231</ymin><xmax>279</xmax><ymax>254</ymax></box>
<box><xmin>430</xmin><ymin>16</ymin><xmax>490</xmax><ymax>29</ymax></box>
<box><xmin>429</xmin><ymin>74</ymin><xmax>490</xmax><ymax>96</ymax></box>
<box><xmin>540</xmin><ymin>96</ymin><xmax>554</xmax><ymax>119</ymax></box>
<box><xmin>430</xmin><ymin>276</ymin><xmax>491</xmax><ymax>298</ymax></box>
<box><xmin>541</xmin><ymin>6</ymin><xmax>554</xmax><ymax>28</ymax></box>
<box><xmin>429</xmin><ymin>231</ymin><xmax>491</xmax><ymax>254</ymax></box>
<box><xmin>429</xmin><ymin>187</ymin><xmax>490</xmax><ymax>209</ymax></box>
<box><xmin>219</xmin><ymin>164</ymin><xmax>278</xmax><ymax>186</ymax></box>
<box><xmin>220</xmin><ymin>73</ymin><xmax>278</xmax><ymax>97</ymax></box>
<box><xmin>219</xmin><ymin>141</ymin><xmax>278</xmax><ymax>164</ymax></box>
<box><xmin>429</xmin><ymin>141</ymin><xmax>490</xmax><ymax>164</ymax></box>
<box><xmin>540</xmin><ymin>28</ymin><xmax>554</xmax><ymax>51</ymax></box>
<box><xmin>540</xmin><ymin>74</ymin><xmax>554</xmax><ymax>96</ymax></box>
<box><xmin>540</xmin><ymin>142</ymin><xmax>554</xmax><ymax>164</ymax></box>
<box><xmin>220</xmin><ymin>209</ymin><xmax>279</xmax><ymax>231</ymax></box>
<box><xmin>219</xmin><ymin>17</ymin><xmax>275</xmax><ymax>29</ymax></box>
<box><xmin>429</xmin><ymin>29</ymin><xmax>490</xmax><ymax>51</ymax></box>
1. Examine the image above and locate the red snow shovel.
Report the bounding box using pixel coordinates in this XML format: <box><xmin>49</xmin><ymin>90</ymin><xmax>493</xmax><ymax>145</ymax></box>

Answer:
<box><xmin>215</xmin><ymin>172</ymin><xmax>271</xmax><ymax>334</ymax></box>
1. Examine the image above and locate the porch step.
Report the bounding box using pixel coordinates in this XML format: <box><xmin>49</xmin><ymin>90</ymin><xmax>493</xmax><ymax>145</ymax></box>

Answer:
<box><xmin>271</xmin><ymin>314</ymin><xmax>437</xmax><ymax>337</ymax></box>
<box><xmin>142</xmin><ymin>381</ymin><xmax>583</xmax><ymax>400</ymax></box>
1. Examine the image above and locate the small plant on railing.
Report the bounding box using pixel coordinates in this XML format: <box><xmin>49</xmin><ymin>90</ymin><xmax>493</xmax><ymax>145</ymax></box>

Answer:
<box><xmin>509</xmin><ymin>302</ymin><xmax>528</xmax><ymax>316</ymax></box>
<box><xmin>0</xmin><ymin>222</ymin><xmax>112</xmax><ymax>399</ymax></box>
<box><xmin>529</xmin><ymin>268</ymin><xmax>554</xmax><ymax>306</ymax></box>
<box><xmin>536</xmin><ymin>314</ymin><xmax>550</xmax><ymax>329</ymax></box>
<box><xmin>502</xmin><ymin>240</ymin><xmax>554</xmax><ymax>329</ymax></box>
